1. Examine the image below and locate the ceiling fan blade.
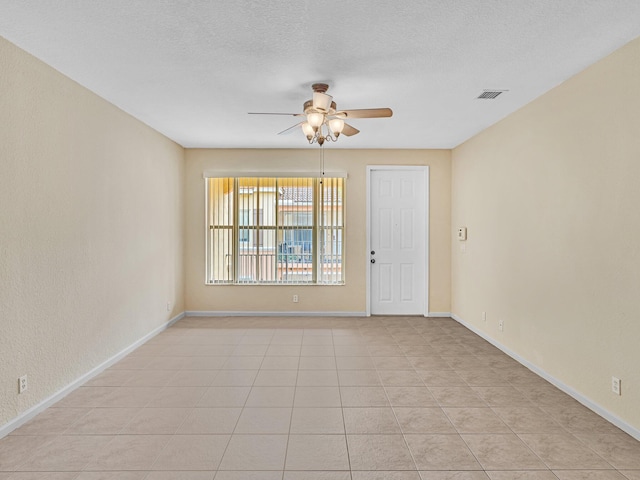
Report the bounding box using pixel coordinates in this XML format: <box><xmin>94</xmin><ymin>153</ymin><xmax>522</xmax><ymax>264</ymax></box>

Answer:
<box><xmin>335</xmin><ymin>108</ymin><xmax>393</xmax><ymax>119</ymax></box>
<box><xmin>342</xmin><ymin>123</ymin><xmax>360</xmax><ymax>137</ymax></box>
<box><xmin>248</xmin><ymin>112</ymin><xmax>304</xmax><ymax>116</ymax></box>
<box><xmin>277</xmin><ymin>122</ymin><xmax>303</xmax><ymax>135</ymax></box>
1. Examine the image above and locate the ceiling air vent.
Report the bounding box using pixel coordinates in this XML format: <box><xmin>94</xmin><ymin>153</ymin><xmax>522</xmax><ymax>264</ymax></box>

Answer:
<box><xmin>477</xmin><ymin>90</ymin><xmax>506</xmax><ymax>99</ymax></box>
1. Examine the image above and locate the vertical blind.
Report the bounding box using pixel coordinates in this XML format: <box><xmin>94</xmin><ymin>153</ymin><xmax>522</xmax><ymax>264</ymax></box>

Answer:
<box><xmin>206</xmin><ymin>176</ymin><xmax>345</xmax><ymax>285</ymax></box>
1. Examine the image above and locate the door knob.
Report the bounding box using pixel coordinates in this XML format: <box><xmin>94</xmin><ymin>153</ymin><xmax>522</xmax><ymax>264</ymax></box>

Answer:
<box><xmin>370</xmin><ymin>259</ymin><xmax>376</xmax><ymax>264</ymax></box>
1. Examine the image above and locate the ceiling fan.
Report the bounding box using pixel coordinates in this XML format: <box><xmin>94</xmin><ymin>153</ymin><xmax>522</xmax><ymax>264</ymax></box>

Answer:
<box><xmin>249</xmin><ymin>83</ymin><xmax>393</xmax><ymax>146</ymax></box>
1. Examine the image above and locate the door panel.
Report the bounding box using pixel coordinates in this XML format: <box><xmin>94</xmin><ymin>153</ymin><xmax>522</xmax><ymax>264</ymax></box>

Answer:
<box><xmin>379</xmin><ymin>264</ymin><xmax>393</xmax><ymax>301</ymax></box>
<box><xmin>400</xmin><ymin>263</ymin><xmax>414</xmax><ymax>302</ymax></box>
<box><xmin>369</xmin><ymin>168</ymin><xmax>428</xmax><ymax>315</ymax></box>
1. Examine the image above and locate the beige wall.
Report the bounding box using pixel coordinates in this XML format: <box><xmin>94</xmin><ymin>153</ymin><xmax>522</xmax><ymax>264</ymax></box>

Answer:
<box><xmin>452</xmin><ymin>37</ymin><xmax>640</xmax><ymax>430</ymax></box>
<box><xmin>0</xmin><ymin>37</ymin><xmax>185</xmax><ymax>427</ymax></box>
<box><xmin>185</xmin><ymin>149</ymin><xmax>451</xmax><ymax>314</ymax></box>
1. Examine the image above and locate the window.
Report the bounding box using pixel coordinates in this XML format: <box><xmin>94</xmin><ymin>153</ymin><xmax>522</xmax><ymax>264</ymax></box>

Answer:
<box><xmin>206</xmin><ymin>176</ymin><xmax>345</xmax><ymax>285</ymax></box>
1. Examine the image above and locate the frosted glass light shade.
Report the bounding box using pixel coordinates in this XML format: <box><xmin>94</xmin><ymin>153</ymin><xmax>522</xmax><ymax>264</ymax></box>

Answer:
<box><xmin>307</xmin><ymin>112</ymin><xmax>324</xmax><ymax>129</ymax></box>
<box><xmin>329</xmin><ymin>118</ymin><xmax>345</xmax><ymax>135</ymax></box>
<box><xmin>301</xmin><ymin>122</ymin><xmax>314</xmax><ymax>139</ymax></box>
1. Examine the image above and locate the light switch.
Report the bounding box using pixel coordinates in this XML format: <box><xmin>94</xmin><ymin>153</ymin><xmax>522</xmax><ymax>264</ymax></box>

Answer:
<box><xmin>457</xmin><ymin>226</ymin><xmax>467</xmax><ymax>241</ymax></box>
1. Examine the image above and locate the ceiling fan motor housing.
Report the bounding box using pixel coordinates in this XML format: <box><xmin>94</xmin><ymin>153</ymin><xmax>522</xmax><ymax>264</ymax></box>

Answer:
<box><xmin>311</xmin><ymin>83</ymin><xmax>329</xmax><ymax>93</ymax></box>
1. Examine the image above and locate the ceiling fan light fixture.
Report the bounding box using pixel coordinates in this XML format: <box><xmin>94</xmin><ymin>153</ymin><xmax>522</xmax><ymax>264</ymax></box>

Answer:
<box><xmin>329</xmin><ymin>118</ymin><xmax>344</xmax><ymax>136</ymax></box>
<box><xmin>307</xmin><ymin>112</ymin><xmax>324</xmax><ymax>131</ymax></box>
<box><xmin>301</xmin><ymin>122</ymin><xmax>314</xmax><ymax>140</ymax></box>
<box><xmin>249</xmin><ymin>83</ymin><xmax>392</xmax><ymax>146</ymax></box>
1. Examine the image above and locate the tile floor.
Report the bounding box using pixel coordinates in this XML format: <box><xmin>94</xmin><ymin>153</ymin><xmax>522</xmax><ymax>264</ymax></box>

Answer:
<box><xmin>2</xmin><ymin>316</ymin><xmax>640</xmax><ymax>479</ymax></box>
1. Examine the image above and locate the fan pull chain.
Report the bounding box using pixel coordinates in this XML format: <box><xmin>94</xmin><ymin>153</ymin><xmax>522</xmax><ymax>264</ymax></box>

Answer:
<box><xmin>319</xmin><ymin>145</ymin><xmax>325</xmax><ymax>184</ymax></box>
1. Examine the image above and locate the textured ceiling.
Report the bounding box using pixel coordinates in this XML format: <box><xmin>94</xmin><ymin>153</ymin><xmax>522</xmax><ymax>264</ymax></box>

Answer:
<box><xmin>1</xmin><ymin>1</ymin><xmax>640</xmax><ymax>149</ymax></box>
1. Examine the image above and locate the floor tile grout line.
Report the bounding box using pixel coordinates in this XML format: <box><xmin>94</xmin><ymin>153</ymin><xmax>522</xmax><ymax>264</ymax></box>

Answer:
<box><xmin>512</xmin><ymin>430</ymin><xmax>616</xmax><ymax>472</ymax></box>
<box><xmin>378</xmin><ymin>341</ymin><xmax>421</xmax><ymax>475</ymax></box>
<box><xmin>388</xmin><ymin>324</ymin><xmax>495</xmax><ymax>474</ymax></box>
<box><xmin>332</xmin><ymin>328</ymin><xmax>354</xmax><ymax>480</ymax></box>
<box><xmin>565</xmin><ymin>424</ymin><xmax>625</xmax><ymax>469</ymax></box>
<box><xmin>212</xmin><ymin>337</ymin><xmax>267</xmax><ymax>473</ymax></box>
<box><xmin>144</xmin><ymin>428</ymin><xmax>188</xmax><ymax>472</ymax></box>
<box><xmin>439</xmin><ymin>348</ymin><xmax>553</xmax><ymax>474</ymax></box>
<box><xmin>279</xmin><ymin>344</ymin><xmax>302</xmax><ymax>476</ymax></box>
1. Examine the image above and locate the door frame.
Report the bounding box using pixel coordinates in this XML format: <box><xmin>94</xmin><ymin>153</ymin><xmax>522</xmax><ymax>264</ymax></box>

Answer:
<box><xmin>366</xmin><ymin>165</ymin><xmax>430</xmax><ymax>317</ymax></box>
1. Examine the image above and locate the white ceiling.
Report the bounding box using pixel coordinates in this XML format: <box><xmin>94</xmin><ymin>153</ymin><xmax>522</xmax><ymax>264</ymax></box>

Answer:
<box><xmin>1</xmin><ymin>1</ymin><xmax>640</xmax><ymax>149</ymax></box>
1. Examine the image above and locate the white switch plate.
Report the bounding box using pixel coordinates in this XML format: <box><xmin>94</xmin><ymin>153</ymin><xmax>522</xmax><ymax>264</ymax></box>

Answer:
<box><xmin>482</xmin><ymin>312</ymin><xmax>487</xmax><ymax>322</ymax></box>
<box><xmin>498</xmin><ymin>320</ymin><xmax>504</xmax><ymax>332</ymax></box>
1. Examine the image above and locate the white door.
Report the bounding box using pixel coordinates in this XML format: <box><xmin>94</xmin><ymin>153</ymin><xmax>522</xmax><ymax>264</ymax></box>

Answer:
<box><xmin>368</xmin><ymin>167</ymin><xmax>428</xmax><ymax>315</ymax></box>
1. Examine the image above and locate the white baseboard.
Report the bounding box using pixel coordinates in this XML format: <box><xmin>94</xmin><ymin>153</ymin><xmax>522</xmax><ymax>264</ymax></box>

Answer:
<box><xmin>186</xmin><ymin>311</ymin><xmax>451</xmax><ymax>318</ymax></box>
<box><xmin>0</xmin><ymin>311</ymin><xmax>185</xmax><ymax>439</ymax></box>
<box><xmin>185</xmin><ymin>310</ymin><xmax>367</xmax><ymax>317</ymax></box>
<box><xmin>451</xmin><ymin>313</ymin><xmax>640</xmax><ymax>442</ymax></box>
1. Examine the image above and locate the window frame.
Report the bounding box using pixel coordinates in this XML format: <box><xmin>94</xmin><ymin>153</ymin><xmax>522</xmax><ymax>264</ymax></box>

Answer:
<box><xmin>204</xmin><ymin>172</ymin><xmax>346</xmax><ymax>286</ymax></box>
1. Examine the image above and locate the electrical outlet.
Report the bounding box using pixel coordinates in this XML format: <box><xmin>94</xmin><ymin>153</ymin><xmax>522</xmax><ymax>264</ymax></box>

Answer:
<box><xmin>498</xmin><ymin>320</ymin><xmax>504</xmax><ymax>332</ymax></box>
<box><xmin>612</xmin><ymin>376</ymin><xmax>621</xmax><ymax>395</ymax></box>
<box><xmin>482</xmin><ymin>312</ymin><xmax>487</xmax><ymax>322</ymax></box>
<box><xmin>19</xmin><ymin>375</ymin><xmax>28</xmax><ymax>394</ymax></box>
<box><xmin>166</xmin><ymin>302</ymin><xmax>171</xmax><ymax>311</ymax></box>
<box><xmin>293</xmin><ymin>295</ymin><xmax>299</xmax><ymax>303</ymax></box>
